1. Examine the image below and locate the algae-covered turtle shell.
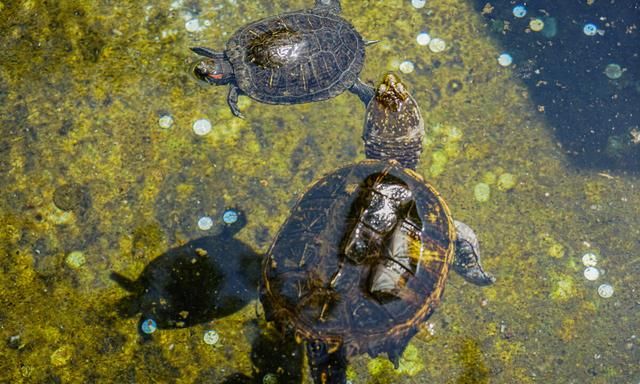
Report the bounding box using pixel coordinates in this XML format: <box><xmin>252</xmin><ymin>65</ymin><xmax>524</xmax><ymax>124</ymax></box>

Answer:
<box><xmin>111</xmin><ymin>211</ymin><xmax>260</xmax><ymax>330</ymax></box>
<box><xmin>190</xmin><ymin>0</ymin><xmax>374</xmax><ymax>118</ymax></box>
<box><xmin>261</xmin><ymin>160</ymin><xmax>455</xmax><ymax>364</ymax></box>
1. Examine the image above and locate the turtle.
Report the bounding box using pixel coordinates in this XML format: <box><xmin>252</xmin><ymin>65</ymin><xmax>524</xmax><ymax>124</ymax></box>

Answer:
<box><xmin>190</xmin><ymin>0</ymin><xmax>375</xmax><ymax>118</ymax></box>
<box><xmin>110</xmin><ymin>209</ymin><xmax>260</xmax><ymax>335</ymax></box>
<box><xmin>260</xmin><ymin>73</ymin><xmax>495</xmax><ymax>383</ymax></box>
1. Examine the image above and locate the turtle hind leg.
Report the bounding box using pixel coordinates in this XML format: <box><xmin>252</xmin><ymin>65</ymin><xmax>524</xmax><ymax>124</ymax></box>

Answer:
<box><xmin>349</xmin><ymin>78</ymin><xmax>375</xmax><ymax>106</ymax></box>
<box><xmin>453</xmin><ymin>220</ymin><xmax>495</xmax><ymax>286</ymax></box>
<box><xmin>306</xmin><ymin>340</ymin><xmax>347</xmax><ymax>384</ymax></box>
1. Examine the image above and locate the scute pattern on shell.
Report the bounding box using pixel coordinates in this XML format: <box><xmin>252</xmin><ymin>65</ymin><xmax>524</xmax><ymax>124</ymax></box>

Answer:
<box><xmin>226</xmin><ymin>8</ymin><xmax>365</xmax><ymax>104</ymax></box>
<box><xmin>261</xmin><ymin>160</ymin><xmax>455</xmax><ymax>360</ymax></box>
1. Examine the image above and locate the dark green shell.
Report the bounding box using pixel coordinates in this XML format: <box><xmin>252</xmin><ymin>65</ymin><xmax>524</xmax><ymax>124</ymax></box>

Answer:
<box><xmin>225</xmin><ymin>7</ymin><xmax>365</xmax><ymax>104</ymax></box>
<box><xmin>261</xmin><ymin>160</ymin><xmax>455</xmax><ymax>362</ymax></box>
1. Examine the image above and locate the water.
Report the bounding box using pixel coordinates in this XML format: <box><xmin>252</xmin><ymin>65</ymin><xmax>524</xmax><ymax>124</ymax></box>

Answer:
<box><xmin>1</xmin><ymin>0</ymin><xmax>639</xmax><ymax>383</ymax></box>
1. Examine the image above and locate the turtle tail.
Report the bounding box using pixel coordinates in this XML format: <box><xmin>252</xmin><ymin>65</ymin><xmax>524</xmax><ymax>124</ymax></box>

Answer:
<box><xmin>306</xmin><ymin>340</ymin><xmax>347</xmax><ymax>384</ymax></box>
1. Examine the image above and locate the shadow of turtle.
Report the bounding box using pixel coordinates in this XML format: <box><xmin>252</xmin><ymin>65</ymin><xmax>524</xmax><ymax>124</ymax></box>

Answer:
<box><xmin>110</xmin><ymin>210</ymin><xmax>260</xmax><ymax>334</ymax></box>
<box><xmin>218</xmin><ymin>325</ymin><xmax>304</xmax><ymax>384</ymax></box>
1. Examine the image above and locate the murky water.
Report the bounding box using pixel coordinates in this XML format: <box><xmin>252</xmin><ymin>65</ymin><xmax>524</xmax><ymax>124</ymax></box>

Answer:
<box><xmin>1</xmin><ymin>0</ymin><xmax>638</xmax><ymax>383</ymax></box>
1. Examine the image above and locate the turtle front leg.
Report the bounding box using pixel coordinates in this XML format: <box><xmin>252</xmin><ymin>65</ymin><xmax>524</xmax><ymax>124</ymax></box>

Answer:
<box><xmin>453</xmin><ymin>220</ymin><xmax>495</xmax><ymax>286</ymax></box>
<box><xmin>227</xmin><ymin>84</ymin><xmax>245</xmax><ymax>118</ymax></box>
<box><xmin>349</xmin><ymin>78</ymin><xmax>375</xmax><ymax>106</ymax></box>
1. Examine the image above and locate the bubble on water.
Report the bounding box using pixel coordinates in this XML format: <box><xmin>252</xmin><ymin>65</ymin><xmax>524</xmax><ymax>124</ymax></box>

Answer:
<box><xmin>597</xmin><ymin>284</ymin><xmax>613</xmax><ymax>298</ymax></box>
<box><xmin>198</xmin><ymin>216</ymin><xmax>214</xmax><ymax>230</ymax></box>
<box><xmin>498</xmin><ymin>53</ymin><xmax>513</xmax><ymax>67</ymax></box>
<box><xmin>583</xmin><ymin>23</ymin><xmax>598</xmax><ymax>36</ymax></box>
<box><xmin>581</xmin><ymin>252</ymin><xmax>598</xmax><ymax>267</ymax></box>
<box><xmin>193</xmin><ymin>118</ymin><xmax>212</xmax><ymax>136</ymax></box>
<box><xmin>512</xmin><ymin>5</ymin><xmax>527</xmax><ymax>18</ymax></box>
<box><xmin>583</xmin><ymin>267</ymin><xmax>600</xmax><ymax>281</ymax></box>
<box><xmin>203</xmin><ymin>330</ymin><xmax>220</xmax><ymax>345</ymax></box>
<box><xmin>428</xmin><ymin>38</ymin><xmax>446</xmax><ymax>53</ymax></box>
<box><xmin>529</xmin><ymin>18</ymin><xmax>544</xmax><ymax>32</ymax></box>
<box><xmin>158</xmin><ymin>114</ymin><xmax>174</xmax><ymax>129</ymax></box>
<box><xmin>604</xmin><ymin>63</ymin><xmax>623</xmax><ymax>80</ymax></box>
<box><xmin>411</xmin><ymin>0</ymin><xmax>426</xmax><ymax>9</ymax></box>
<box><xmin>141</xmin><ymin>319</ymin><xmax>157</xmax><ymax>334</ymax></box>
<box><xmin>399</xmin><ymin>60</ymin><xmax>415</xmax><ymax>74</ymax></box>
<box><xmin>416</xmin><ymin>32</ymin><xmax>431</xmax><ymax>46</ymax></box>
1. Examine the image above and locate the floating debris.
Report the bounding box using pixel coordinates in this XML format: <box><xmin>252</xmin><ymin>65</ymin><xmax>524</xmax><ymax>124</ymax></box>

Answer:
<box><xmin>581</xmin><ymin>252</ymin><xmax>598</xmax><ymax>267</ymax></box>
<box><xmin>141</xmin><ymin>318</ymin><xmax>157</xmax><ymax>334</ymax></box>
<box><xmin>583</xmin><ymin>267</ymin><xmax>600</xmax><ymax>281</ymax></box>
<box><xmin>597</xmin><ymin>284</ymin><xmax>614</xmax><ymax>298</ymax></box>
<box><xmin>512</xmin><ymin>5</ymin><xmax>527</xmax><ymax>18</ymax></box>
<box><xmin>498</xmin><ymin>53</ymin><xmax>513</xmax><ymax>67</ymax></box>
<box><xmin>416</xmin><ymin>32</ymin><xmax>431</xmax><ymax>46</ymax></box>
<box><xmin>399</xmin><ymin>60</ymin><xmax>415</xmax><ymax>74</ymax></box>
<box><xmin>411</xmin><ymin>0</ymin><xmax>426</xmax><ymax>9</ymax></box>
<box><xmin>428</xmin><ymin>38</ymin><xmax>446</xmax><ymax>53</ymax></box>
<box><xmin>223</xmin><ymin>209</ymin><xmax>239</xmax><ymax>224</ymax></box>
<box><xmin>193</xmin><ymin>118</ymin><xmax>212</xmax><ymax>136</ymax></box>
<box><xmin>198</xmin><ymin>216</ymin><xmax>214</xmax><ymax>230</ymax></box>
<box><xmin>203</xmin><ymin>330</ymin><xmax>220</xmax><ymax>345</ymax></box>
<box><xmin>474</xmin><ymin>183</ymin><xmax>491</xmax><ymax>202</ymax></box>
<box><xmin>529</xmin><ymin>18</ymin><xmax>545</xmax><ymax>32</ymax></box>
<box><xmin>583</xmin><ymin>23</ymin><xmax>598</xmax><ymax>36</ymax></box>
<box><xmin>604</xmin><ymin>63</ymin><xmax>623</xmax><ymax>80</ymax></box>
<box><xmin>158</xmin><ymin>114</ymin><xmax>174</xmax><ymax>129</ymax></box>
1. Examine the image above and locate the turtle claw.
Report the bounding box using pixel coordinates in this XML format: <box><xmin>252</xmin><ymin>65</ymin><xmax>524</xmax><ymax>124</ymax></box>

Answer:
<box><xmin>453</xmin><ymin>221</ymin><xmax>495</xmax><ymax>286</ymax></box>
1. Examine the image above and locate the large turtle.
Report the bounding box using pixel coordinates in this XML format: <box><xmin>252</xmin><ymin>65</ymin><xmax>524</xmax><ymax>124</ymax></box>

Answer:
<box><xmin>261</xmin><ymin>73</ymin><xmax>495</xmax><ymax>383</ymax></box>
<box><xmin>190</xmin><ymin>0</ymin><xmax>374</xmax><ymax>118</ymax></box>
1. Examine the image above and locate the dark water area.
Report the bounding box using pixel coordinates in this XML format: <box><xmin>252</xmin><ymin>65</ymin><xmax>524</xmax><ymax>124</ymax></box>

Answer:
<box><xmin>471</xmin><ymin>0</ymin><xmax>640</xmax><ymax>172</ymax></box>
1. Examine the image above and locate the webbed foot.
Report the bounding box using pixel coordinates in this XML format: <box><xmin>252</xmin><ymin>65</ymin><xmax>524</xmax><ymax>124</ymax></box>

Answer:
<box><xmin>453</xmin><ymin>220</ymin><xmax>495</xmax><ymax>286</ymax></box>
<box><xmin>227</xmin><ymin>84</ymin><xmax>245</xmax><ymax>118</ymax></box>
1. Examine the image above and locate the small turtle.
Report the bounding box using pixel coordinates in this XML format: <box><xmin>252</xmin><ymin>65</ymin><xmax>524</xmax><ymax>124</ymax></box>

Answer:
<box><xmin>191</xmin><ymin>0</ymin><xmax>374</xmax><ymax>118</ymax></box>
<box><xmin>111</xmin><ymin>210</ymin><xmax>260</xmax><ymax>333</ymax></box>
<box><xmin>261</xmin><ymin>73</ymin><xmax>494</xmax><ymax>383</ymax></box>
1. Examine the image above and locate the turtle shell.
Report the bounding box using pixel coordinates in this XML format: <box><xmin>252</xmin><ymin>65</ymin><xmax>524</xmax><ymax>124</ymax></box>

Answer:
<box><xmin>261</xmin><ymin>160</ymin><xmax>455</xmax><ymax>362</ymax></box>
<box><xmin>225</xmin><ymin>7</ymin><xmax>365</xmax><ymax>104</ymax></box>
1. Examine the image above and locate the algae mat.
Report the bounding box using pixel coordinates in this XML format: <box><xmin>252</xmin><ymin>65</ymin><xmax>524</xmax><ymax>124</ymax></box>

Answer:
<box><xmin>1</xmin><ymin>0</ymin><xmax>638</xmax><ymax>383</ymax></box>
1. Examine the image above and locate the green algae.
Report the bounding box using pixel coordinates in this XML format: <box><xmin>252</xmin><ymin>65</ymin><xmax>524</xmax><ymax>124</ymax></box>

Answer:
<box><xmin>455</xmin><ymin>338</ymin><xmax>490</xmax><ymax>384</ymax></box>
<box><xmin>0</xmin><ymin>0</ymin><xmax>639</xmax><ymax>383</ymax></box>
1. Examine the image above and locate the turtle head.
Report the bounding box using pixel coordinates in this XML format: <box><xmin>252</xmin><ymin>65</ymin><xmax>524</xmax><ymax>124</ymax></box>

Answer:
<box><xmin>363</xmin><ymin>73</ymin><xmax>424</xmax><ymax>169</ymax></box>
<box><xmin>191</xmin><ymin>47</ymin><xmax>234</xmax><ymax>85</ymax></box>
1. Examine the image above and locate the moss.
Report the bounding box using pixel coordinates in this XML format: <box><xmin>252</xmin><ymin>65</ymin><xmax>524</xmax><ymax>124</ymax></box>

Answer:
<box><xmin>455</xmin><ymin>338</ymin><xmax>490</xmax><ymax>384</ymax></box>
